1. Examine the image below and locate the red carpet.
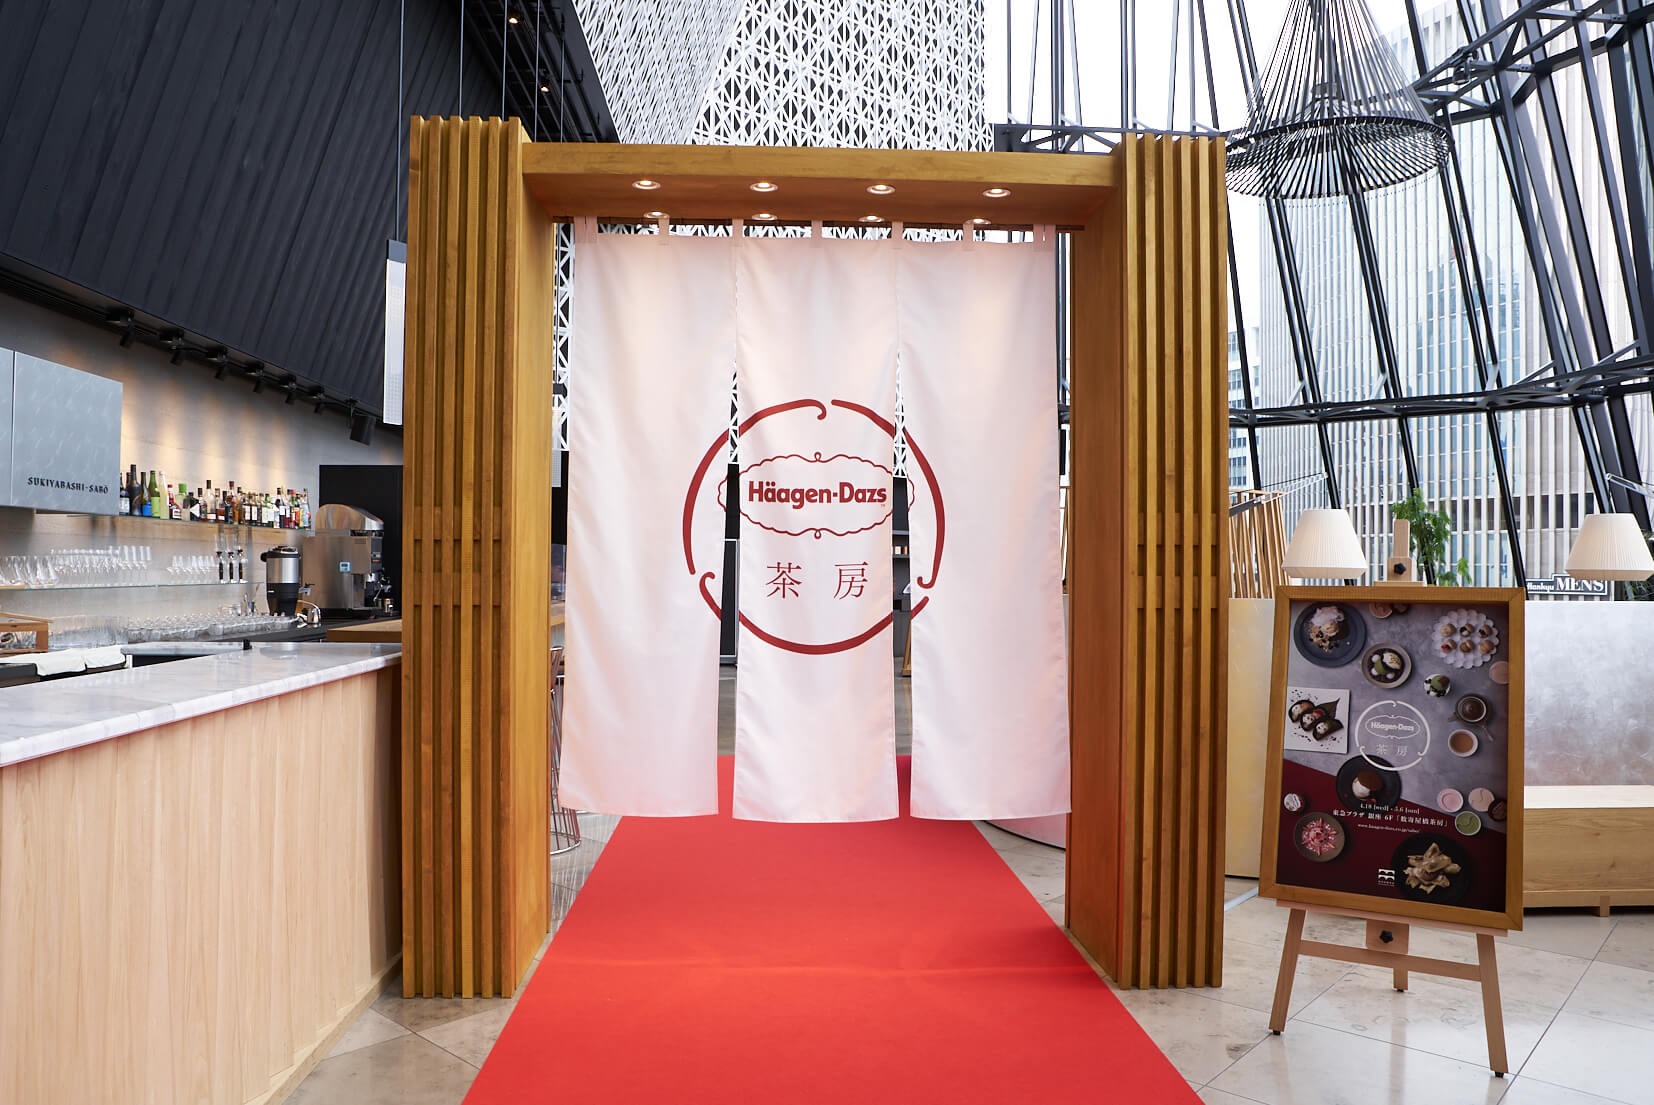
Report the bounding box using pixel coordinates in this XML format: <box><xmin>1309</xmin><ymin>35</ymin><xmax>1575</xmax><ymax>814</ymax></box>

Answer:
<box><xmin>466</xmin><ymin>758</ymin><xmax>1197</xmax><ymax>1104</ymax></box>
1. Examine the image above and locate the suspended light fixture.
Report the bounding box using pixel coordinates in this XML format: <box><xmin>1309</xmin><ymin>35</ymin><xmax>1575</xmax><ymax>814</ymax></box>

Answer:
<box><xmin>1226</xmin><ymin>0</ymin><xmax>1447</xmax><ymax>198</ymax></box>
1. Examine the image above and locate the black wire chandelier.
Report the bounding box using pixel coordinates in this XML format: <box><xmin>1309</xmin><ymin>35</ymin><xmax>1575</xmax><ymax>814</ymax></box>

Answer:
<box><xmin>1226</xmin><ymin>0</ymin><xmax>1448</xmax><ymax>198</ymax></box>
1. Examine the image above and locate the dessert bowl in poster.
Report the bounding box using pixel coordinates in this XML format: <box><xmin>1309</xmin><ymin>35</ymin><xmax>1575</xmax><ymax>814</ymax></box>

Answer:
<box><xmin>1293</xmin><ymin>603</ymin><xmax>1367</xmax><ymax>667</ymax></box>
<box><xmin>1284</xmin><ymin>686</ymin><xmax>1352</xmax><ymax>754</ymax></box>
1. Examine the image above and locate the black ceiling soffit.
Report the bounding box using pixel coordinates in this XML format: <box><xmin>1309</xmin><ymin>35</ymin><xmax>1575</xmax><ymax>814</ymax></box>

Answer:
<box><xmin>0</xmin><ymin>0</ymin><xmax>615</xmax><ymax>419</ymax></box>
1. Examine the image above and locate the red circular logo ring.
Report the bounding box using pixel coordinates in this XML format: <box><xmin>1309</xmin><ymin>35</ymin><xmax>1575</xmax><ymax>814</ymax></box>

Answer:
<box><xmin>682</xmin><ymin>398</ymin><xmax>944</xmax><ymax>655</ymax></box>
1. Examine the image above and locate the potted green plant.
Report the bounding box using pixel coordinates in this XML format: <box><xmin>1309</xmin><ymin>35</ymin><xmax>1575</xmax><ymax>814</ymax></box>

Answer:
<box><xmin>1389</xmin><ymin>489</ymin><xmax>1472</xmax><ymax>585</ymax></box>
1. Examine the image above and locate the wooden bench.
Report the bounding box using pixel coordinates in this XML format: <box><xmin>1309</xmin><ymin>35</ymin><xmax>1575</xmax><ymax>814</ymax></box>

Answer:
<box><xmin>1525</xmin><ymin>785</ymin><xmax>1654</xmax><ymax>915</ymax></box>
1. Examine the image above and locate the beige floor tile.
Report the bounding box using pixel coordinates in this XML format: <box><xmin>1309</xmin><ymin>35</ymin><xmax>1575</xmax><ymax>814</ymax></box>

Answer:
<box><xmin>284</xmin><ymin>1034</ymin><xmax>479</xmax><ymax>1105</ymax></box>
<box><xmin>996</xmin><ymin>843</ymin><xmax>1066</xmax><ymax>902</ymax></box>
<box><xmin>1220</xmin><ymin>896</ymin><xmax>1368</xmax><ymax>951</ymax></box>
<box><xmin>1295</xmin><ymin>968</ymin><xmax>1554</xmax><ymax>1070</ymax></box>
<box><xmin>371</xmin><ymin>990</ymin><xmax>516</xmax><ymax>1034</ymax></box>
<box><xmin>1520</xmin><ymin>1013</ymin><xmax>1654</xmax><ymax>1103</ymax></box>
<box><xmin>1561</xmin><ymin>960</ymin><xmax>1654</xmax><ymax>1033</ymax></box>
<box><xmin>975</xmin><ymin>821</ymin><xmax>1037</xmax><ymax>853</ymax></box>
<box><xmin>325</xmin><ymin>1008</ymin><xmax>410</xmax><ymax>1059</ymax></box>
<box><xmin>1379</xmin><ymin>930</ymin><xmax>1590</xmax><ymax>1013</ymax></box>
<box><xmin>1200</xmin><ymin>1088</ymin><xmax>1267</xmax><ymax>1105</ymax></box>
<box><xmin>1499</xmin><ymin>1077</ymin><xmax>1636</xmax><ymax>1105</ymax></box>
<box><xmin>1041</xmin><ymin>897</ymin><xmax>1065</xmax><ymax>925</ymax></box>
<box><xmin>1225</xmin><ymin>876</ymin><xmax>1260</xmax><ymax>902</ymax></box>
<box><xmin>1112</xmin><ymin>987</ymin><xmax>1273</xmax><ymax>1085</ymax></box>
<box><xmin>1208</xmin><ymin>933</ymin><xmax>1350</xmax><ymax>1017</ymax></box>
<box><xmin>419</xmin><ymin>1003</ymin><xmax>518</xmax><ymax>1068</ymax></box>
<box><xmin>1507</xmin><ymin>912</ymin><xmax>1619</xmax><ymax>961</ymax></box>
<box><xmin>1596</xmin><ymin>914</ymin><xmax>1654</xmax><ymax>974</ymax></box>
<box><xmin>1209</xmin><ymin>1020</ymin><xmax>1512</xmax><ymax>1105</ymax></box>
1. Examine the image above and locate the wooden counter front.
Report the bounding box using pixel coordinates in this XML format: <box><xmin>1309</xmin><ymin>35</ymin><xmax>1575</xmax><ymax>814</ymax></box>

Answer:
<box><xmin>326</xmin><ymin>618</ymin><xmax>403</xmax><ymax>643</ymax></box>
<box><xmin>0</xmin><ymin>661</ymin><xmax>401</xmax><ymax>1105</ymax></box>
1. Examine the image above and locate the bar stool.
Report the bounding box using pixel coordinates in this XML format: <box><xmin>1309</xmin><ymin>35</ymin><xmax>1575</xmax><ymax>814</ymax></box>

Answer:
<box><xmin>548</xmin><ymin>646</ymin><xmax>581</xmax><ymax>855</ymax></box>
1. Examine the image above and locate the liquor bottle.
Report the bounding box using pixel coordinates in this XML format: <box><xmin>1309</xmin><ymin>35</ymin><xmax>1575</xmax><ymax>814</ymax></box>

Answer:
<box><xmin>274</xmin><ymin>489</ymin><xmax>286</xmax><ymax>528</ymax></box>
<box><xmin>167</xmin><ymin>482</ymin><xmax>180</xmax><ymax>521</ymax></box>
<box><xmin>118</xmin><ymin>468</ymin><xmax>130</xmax><ymax>515</ymax></box>
<box><xmin>235</xmin><ymin>545</ymin><xmax>246</xmax><ymax>582</ymax></box>
<box><xmin>148</xmin><ymin>470</ymin><xmax>162</xmax><ymax>517</ymax></box>
<box><xmin>217</xmin><ymin>544</ymin><xmax>226</xmax><ymax>582</ymax></box>
<box><xmin>226</xmin><ymin>482</ymin><xmax>238</xmax><ymax>524</ymax></box>
<box><xmin>136</xmin><ymin>471</ymin><xmax>151</xmax><ymax>516</ymax></box>
<box><xmin>127</xmin><ymin>465</ymin><xmax>141</xmax><ymax>516</ymax></box>
<box><xmin>182</xmin><ymin>484</ymin><xmax>196</xmax><ymax>521</ymax></box>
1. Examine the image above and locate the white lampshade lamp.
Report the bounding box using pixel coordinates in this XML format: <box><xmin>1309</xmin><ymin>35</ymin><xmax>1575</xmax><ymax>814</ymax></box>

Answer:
<box><xmin>1283</xmin><ymin>508</ymin><xmax>1369</xmax><ymax>580</ymax></box>
<box><xmin>1565</xmin><ymin>513</ymin><xmax>1654</xmax><ymax>581</ymax></box>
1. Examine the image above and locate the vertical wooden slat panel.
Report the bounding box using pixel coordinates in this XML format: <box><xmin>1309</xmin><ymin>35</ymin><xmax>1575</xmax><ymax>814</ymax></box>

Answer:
<box><xmin>402</xmin><ymin>117</ymin><xmax>553</xmax><ymax>997</ymax></box>
<box><xmin>477</xmin><ymin>116</ymin><xmax>502</xmax><ymax>997</ymax></box>
<box><xmin>1207</xmin><ymin>139</ymin><xmax>1233</xmax><ymax>984</ymax></box>
<box><xmin>436</xmin><ymin>118</ymin><xmax>462</xmax><ymax>997</ymax></box>
<box><xmin>1176</xmin><ymin>136</ymin><xmax>1198</xmax><ymax>990</ymax></box>
<box><xmin>457</xmin><ymin>115</ymin><xmax>482</xmax><ymax>998</ymax></box>
<box><xmin>1068</xmin><ymin>135</ymin><xmax>1230</xmax><ymax>989</ymax></box>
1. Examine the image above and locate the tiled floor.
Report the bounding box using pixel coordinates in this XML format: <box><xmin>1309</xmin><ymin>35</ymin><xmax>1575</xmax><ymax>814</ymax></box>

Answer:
<box><xmin>291</xmin><ymin>810</ymin><xmax>1654</xmax><ymax>1105</ymax></box>
<box><xmin>289</xmin><ymin>670</ymin><xmax>1654</xmax><ymax>1104</ymax></box>
<box><xmin>975</xmin><ymin>821</ymin><xmax>1654</xmax><ymax>1105</ymax></box>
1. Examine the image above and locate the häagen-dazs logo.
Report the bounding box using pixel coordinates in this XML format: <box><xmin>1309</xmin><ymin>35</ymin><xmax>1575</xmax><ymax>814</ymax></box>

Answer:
<box><xmin>682</xmin><ymin>399</ymin><xmax>946</xmax><ymax>656</ymax></box>
<box><xmin>720</xmin><ymin>452</ymin><xmax>892</xmax><ymax>538</ymax></box>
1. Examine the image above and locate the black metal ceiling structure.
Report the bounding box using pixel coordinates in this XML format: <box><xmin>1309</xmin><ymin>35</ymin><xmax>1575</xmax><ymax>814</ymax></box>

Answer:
<box><xmin>456</xmin><ymin>0</ymin><xmax>618</xmax><ymax>142</ymax></box>
<box><xmin>0</xmin><ymin>0</ymin><xmax>615</xmax><ymax>422</ymax></box>
<box><xmin>999</xmin><ymin>0</ymin><xmax>1654</xmax><ymax>588</ymax></box>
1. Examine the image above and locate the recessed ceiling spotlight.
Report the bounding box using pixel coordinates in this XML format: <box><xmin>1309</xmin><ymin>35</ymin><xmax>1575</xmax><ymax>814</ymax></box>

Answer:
<box><xmin>983</xmin><ymin>187</ymin><xmax>1011</xmax><ymax>198</ymax></box>
<box><xmin>750</xmin><ymin>181</ymin><xmax>778</xmax><ymax>192</ymax></box>
<box><xmin>644</xmin><ymin>210</ymin><xmax>668</xmax><ymax>219</ymax></box>
<box><xmin>633</xmin><ymin>179</ymin><xmax>661</xmax><ymax>190</ymax></box>
<box><xmin>540</xmin><ymin>84</ymin><xmax>550</xmax><ymax>93</ymax></box>
<box><xmin>752</xmin><ymin>212</ymin><xmax>778</xmax><ymax>221</ymax></box>
<box><xmin>866</xmin><ymin>183</ymin><xmax>895</xmax><ymax>195</ymax></box>
<box><xmin>969</xmin><ymin>217</ymin><xmax>991</xmax><ymax>225</ymax></box>
<box><xmin>507</xmin><ymin>14</ymin><xmax>519</xmax><ymax>24</ymax></box>
<box><xmin>859</xmin><ymin>214</ymin><xmax>883</xmax><ymax>223</ymax></box>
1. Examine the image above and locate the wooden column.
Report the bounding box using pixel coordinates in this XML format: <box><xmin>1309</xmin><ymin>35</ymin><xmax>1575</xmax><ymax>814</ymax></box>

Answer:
<box><xmin>402</xmin><ymin>116</ymin><xmax>555</xmax><ymax>997</ymax></box>
<box><xmin>1066</xmin><ymin>135</ymin><xmax>1231</xmax><ymax>988</ymax></box>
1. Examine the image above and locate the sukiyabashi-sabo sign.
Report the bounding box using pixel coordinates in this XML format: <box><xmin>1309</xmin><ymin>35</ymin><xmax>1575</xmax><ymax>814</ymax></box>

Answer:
<box><xmin>0</xmin><ymin>349</ymin><xmax>122</xmax><ymax>515</ymax></box>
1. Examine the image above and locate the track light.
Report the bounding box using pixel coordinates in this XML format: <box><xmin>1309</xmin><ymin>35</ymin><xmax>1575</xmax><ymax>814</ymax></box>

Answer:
<box><xmin>212</xmin><ymin>354</ymin><xmax>229</xmax><ymax>379</ymax></box>
<box><xmin>349</xmin><ymin>410</ymin><xmax>375</xmax><ymax>445</ymax></box>
<box><xmin>171</xmin><ymin>348</ymin><xmax>184</xmax><ymax>365</ymax></box>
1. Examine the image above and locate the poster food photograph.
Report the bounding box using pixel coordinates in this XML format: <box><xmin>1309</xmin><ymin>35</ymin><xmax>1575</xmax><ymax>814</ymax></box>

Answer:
<box><xmin>1262</xmin><ymin>585</ymin><xmax>1525</xmax><ymax>929</ymax></box>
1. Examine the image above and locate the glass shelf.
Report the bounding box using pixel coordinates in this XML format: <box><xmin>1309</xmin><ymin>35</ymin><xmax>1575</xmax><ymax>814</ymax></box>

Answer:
<box><xmin>40</xmin><ymin>510</ymin><xmax>311</xmax><ymax>536</ymax></box>
<box><xmin>0</xmin><ymin>580</ymin><xmax>256</xmax><ymax>592</ymax></box>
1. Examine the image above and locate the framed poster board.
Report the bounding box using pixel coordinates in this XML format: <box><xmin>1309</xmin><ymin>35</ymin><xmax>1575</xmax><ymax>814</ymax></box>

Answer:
<box><xmin>1261</xmin><ymin>585</ymin><xmax>1525</xmax><ymax>930</ymax></box>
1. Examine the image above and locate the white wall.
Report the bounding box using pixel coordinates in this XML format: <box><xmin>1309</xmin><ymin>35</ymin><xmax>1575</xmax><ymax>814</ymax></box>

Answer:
<box><xmin>0</xmin><ymin>292</ymin><xmax>401</xmax><ymax>630</ymax></box>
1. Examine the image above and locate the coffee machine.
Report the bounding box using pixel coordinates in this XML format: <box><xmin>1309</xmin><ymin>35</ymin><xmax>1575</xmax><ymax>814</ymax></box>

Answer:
<box><xmin>259</xmin><ymin>545</ymin><xmax>303</xmax><ymax>615</ymax></box>
<box><xmin>301</xmin><ymin>505</ymin><xmax>389</xmax><ymax>613</ymax></box>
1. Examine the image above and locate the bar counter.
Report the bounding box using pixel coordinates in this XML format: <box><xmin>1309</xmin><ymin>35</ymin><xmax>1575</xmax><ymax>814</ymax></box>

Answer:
<box><xmin>0</xmin><ymin>642</ymin><xmax>403</xmax><ymax>1105</ymax></box>
<box><xmin>1</xmin><ymin>641</ymin><xmax>400</xmax><ymax>765</ymax></box>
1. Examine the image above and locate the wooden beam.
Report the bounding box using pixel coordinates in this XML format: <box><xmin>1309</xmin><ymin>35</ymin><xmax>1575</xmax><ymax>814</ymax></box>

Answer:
<box><xmin>1066</xmin><ymin>135</ymin><xmax>1230</xmax><ymax>989</ymax></box>
<box><xmin>403</xmin><ymin>116</ymin><xmax>554</xmax><ymax>997</ymax></box>
<box><xmin>521</xmin><ymin>142</ymin><xmax>1116</xmax><ymax>227</ymax></box>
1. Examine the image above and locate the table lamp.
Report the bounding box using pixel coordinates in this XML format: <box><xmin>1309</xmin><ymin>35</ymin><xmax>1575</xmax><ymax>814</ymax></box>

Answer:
<box><xmin>1283</xmin><ymin>508</ymin><xmax>1369</xmax><ymax>580</ymax></box>
<box><xmin>1565</xmin><ymin>513</ymin><xmax>1654</xmax><ymax>582</ymax></box>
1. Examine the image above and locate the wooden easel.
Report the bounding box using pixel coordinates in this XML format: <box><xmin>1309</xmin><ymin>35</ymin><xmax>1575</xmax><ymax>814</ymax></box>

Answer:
<box><xmin>1270</xmin><ymin>900</ymin><xmax>1509</xmax><ymax>1075</ymax></box>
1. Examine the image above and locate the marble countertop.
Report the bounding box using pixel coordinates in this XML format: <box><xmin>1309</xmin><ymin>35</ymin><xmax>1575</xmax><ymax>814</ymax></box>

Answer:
<box><xmin>0</xmin><ymin>642</ymin><xmax>401</xmax><ymax>768</ymax></box>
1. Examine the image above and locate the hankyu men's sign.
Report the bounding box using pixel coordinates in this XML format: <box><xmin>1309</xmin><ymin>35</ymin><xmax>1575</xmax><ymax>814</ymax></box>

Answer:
<box><xmin>1525</xmin><ymin>574</ymin><xmax>1609</xmax><ymax>597</ymax></box>
<box><xmin>3</xmin><ymin>352</ymin><xmax>121</xmax><ymax>514</ymax></box>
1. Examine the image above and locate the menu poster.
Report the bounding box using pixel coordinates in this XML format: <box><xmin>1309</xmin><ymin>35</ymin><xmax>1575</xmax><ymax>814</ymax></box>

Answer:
<box><xmin>1261</xmin><ymin>585</ymin><xmax>1525</xmax><ymax>930</ymax></box>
